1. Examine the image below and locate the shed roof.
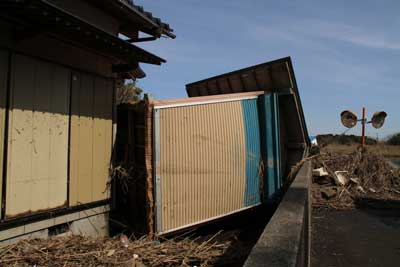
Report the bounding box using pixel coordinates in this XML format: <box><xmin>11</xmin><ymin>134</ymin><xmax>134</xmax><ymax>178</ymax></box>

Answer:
<box><xmin>186</xmin><ymin>57</ymin><xmax>309</xmax><ymax>145</ymax></box>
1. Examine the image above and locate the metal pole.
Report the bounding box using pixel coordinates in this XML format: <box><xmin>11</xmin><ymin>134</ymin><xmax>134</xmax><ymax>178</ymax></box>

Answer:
<box><xmin>361</xmin><ymin>107</ymin><xmax>366</xmax><ymax>150</ymax></box>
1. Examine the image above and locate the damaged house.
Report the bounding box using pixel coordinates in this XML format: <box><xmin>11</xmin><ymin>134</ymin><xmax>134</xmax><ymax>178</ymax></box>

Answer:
<box><xmin>0</xmin><ymin>0</ymin><xmax>174</xmax><ymax>243</ymax></box>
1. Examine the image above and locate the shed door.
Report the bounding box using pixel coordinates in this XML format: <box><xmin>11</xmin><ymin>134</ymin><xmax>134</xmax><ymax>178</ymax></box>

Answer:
<box><xmin>5</xmin><ymin>55</ymin><xmax>70</xmax><ymax>218</ymax></box>
<box><xmin>0</xmin><ymin>50</ymin><xmax>9</xmax><ymax>218</ymax></box>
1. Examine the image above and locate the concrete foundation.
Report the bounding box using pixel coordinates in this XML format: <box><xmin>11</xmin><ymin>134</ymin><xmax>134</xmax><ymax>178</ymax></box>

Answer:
<box><xmin>0</xmin><ymin>205</ymin><xmax>110</xmax><ymax>245</ymax></box>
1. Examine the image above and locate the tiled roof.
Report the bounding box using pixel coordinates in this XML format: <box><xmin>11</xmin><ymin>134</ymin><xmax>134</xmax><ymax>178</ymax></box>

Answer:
<box><xmin>122</xmin><ymin>0</ymin><xmax>175</xmax><ymax>38</ymax></box>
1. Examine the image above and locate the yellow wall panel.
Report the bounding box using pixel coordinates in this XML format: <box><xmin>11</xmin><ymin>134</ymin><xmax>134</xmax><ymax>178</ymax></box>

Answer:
<box><xmin>0</xmin><ymin>50</ymin><xmax>9</xmax><ymax>218</ymax></box>
<box><xmin>158</xmin><ymin>101</ymin><xmax>246</xmax><ymax>232</ymax></box>
<box><xmin>70</xmin><ymin>73</ymin><xmax>113</xmax><ymax>205</ymax></box>
<box><xmin>70</xmin><ymin>72</ymin><xmax>94</xmax><ymax>205</ymax></box>
<box><xmin>48</xmin><ymin>65</ymin><xmax>70</xmax><ymax>206</ymax></box>
<box><xmin>6</xmin><ymin>55</ymin><xmax>69</xmax><ymax>217</ymax></box>
<box><xmin>92</xmin><ymin>77</ymin><xmax>113</xmax><ymax>201</ymax></box>
<box><xmin>69</xmin><ymin>73</ymin><xmax>80</xmax><ymax>206</ymax></box>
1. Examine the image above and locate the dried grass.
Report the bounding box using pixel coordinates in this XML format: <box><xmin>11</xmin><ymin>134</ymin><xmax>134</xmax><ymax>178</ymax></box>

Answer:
<box><xmin>0</xmin><ymin>232</ymin><xmax>231</xmax><ymax>267</ymax></box>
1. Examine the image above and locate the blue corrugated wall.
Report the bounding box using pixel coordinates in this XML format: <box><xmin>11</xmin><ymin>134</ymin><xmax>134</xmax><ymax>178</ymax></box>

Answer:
<box><xmin>258</xmin><ymin>93</ymin><xmax>281</xmax><ymax>201</ymax></box>
<box><xmin>241</xmin><ymin>99</ymin><xmax>262</xmax><ymax>207</ymax></box>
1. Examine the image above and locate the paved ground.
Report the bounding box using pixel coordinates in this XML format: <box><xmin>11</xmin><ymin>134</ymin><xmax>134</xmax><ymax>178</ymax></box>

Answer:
<box><xmin>311</xmin><ymin>208</ymin><xmax>400</xmax><ymax>267</ymax></box>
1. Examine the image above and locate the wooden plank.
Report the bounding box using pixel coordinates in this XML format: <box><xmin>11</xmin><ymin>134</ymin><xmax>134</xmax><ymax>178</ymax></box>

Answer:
<box><xmin>48</xmin><ymin>64</ymin><xmax>70</xmax><ymax>207</ymax></box>
<box><xmin>5</xmin><ymin>55</ymin><xmax>69</xmax><ymax>217</ymax></box>
<box><xmin>31</xmin><ymin>59</ymin><xmax>52</xmax><ymax>211</ymax></box>
<box><xmin>6</xmin><ymin>55</ymin><xmax>35</xmax><ymax>216</ymax></box>
<box><xmin>77</xmin><ymin>74</ymin><xmax>94</xmax><ymax>204</ymax></box>
<box><xmin>70</xmin><ymin>73</ymin><xmax>113</xmax><ymax>205</ymax></box>
<box><xmin>69</xmin><ymin>72</ymin><xmax>81</xmax><ymax>205</ymax></box>
<box><xmin>69</xmin><ymin>72</ymin><xmax>95</xmax><ymax>205</ymax></box>
<box><xmin>0</xmin><ymin>50</ymin><xmax>9</xmax><ymax>218</ymax></box>
<box><xmin>92</xmin><ymin>77</ymin><xmax>112</xmax><ymax>201</ymax></box>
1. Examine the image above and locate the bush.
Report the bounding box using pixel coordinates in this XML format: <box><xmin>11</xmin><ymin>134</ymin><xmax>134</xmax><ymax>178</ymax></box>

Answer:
<box><xmin>387</xmin><ymin>133</ymin><xmax>400</xmax><ymax>145</ymax></box>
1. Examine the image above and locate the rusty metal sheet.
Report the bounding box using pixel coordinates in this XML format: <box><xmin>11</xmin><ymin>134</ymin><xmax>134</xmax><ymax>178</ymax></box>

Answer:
<box><xmin>70</xmin><ymin>72</ymin><xmax>113</xmax><ymax>205</ymax></box>
<box><xmin>0</xmin><ymin>50</ymin><xmax>9</xmax><ymax>218</ymax></box>
<box><xmin>156</xmin><ymin>100</ymin><xmax>249</xmax><ymax>233</ymax></box>
<box><xmin>5</xmin><ymin>54</ymin><xmax>69</xmax><ymax>217</ymax></box>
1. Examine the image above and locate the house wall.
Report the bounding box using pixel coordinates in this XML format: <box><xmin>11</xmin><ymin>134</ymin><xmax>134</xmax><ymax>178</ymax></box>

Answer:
<box><xmin>0</xmin><ymin>49</ymin><xmax>114</xmax><ymax>224</ymax></box>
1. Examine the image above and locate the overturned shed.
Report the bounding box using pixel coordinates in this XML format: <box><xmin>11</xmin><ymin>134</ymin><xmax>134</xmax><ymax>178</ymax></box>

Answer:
<box><xmin>117</xmin><ymin>57</ymin><xmax>309</xmax><ymax>235</ymax></box>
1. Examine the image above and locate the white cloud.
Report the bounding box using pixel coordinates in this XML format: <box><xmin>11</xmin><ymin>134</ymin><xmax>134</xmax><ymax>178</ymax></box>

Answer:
<box><xmin>301</xmin><ymin>19</ymin><xmax>400</xmax><ymax>50</ymax></box>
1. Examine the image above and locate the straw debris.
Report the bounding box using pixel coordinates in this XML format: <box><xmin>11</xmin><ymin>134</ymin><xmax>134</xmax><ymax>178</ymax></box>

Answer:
<box><xmin>0</xmin><ymin>233</ymin><xmax>231</xmax><ymax>267</ymax></box>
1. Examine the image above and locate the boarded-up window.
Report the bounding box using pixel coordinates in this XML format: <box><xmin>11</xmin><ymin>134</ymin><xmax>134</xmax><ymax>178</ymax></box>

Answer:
<box><xmin>5</xmin><ymin>55</ymin><xmax>70</xmax><ymax>218</ymax></box>
<box><xmin>69</xmin><ymin>72</ymin><xmax>113</xmax><ymax>205</ymax></box>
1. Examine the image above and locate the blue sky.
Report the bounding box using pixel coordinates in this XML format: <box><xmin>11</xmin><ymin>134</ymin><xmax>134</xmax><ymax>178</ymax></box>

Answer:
<box><xmin>134</xmin><ymin>0</ymin><xmax>399</xmax><ymax>138</ymax></box>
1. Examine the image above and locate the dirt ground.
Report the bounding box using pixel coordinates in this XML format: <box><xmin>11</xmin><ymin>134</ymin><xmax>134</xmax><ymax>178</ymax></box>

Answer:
<box><xmin>311</xmin><ymin>207</ymin><xmax>400</xmax><ymax>267</ymax></box>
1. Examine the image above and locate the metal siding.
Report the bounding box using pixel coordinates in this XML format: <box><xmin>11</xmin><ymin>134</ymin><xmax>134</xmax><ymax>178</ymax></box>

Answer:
<box><xmin>0</xmin><ymin>50</ymin><xmax>9</xmax><ymax>218</ymax></box>
<box><xmin>259</xmin><ymin>93</ymin><xmax>282</xmax><ymax>201</ymax></box>
<box><xmin>70</xmin><ymin>73</ymin><xmax>112</xmax><ymax>206</ymax></box>
<box><xmin>6</xmin><ymin>55</ymin><xmax>69</xmax><ymax>217</ymax></box>
<box><xmin>241</xmin><ymin>99</ymin><xmax>262</xmax><ymax>207</ymax></box>
<box><xmin>273</xmin><ymin>94</ymin><xmax>282</xmax><ymax>188</ymax></box>
<box><xmin>157</xmin><ymin>101</ymin><xmax>247</xmax><ymax>233</ymax></box>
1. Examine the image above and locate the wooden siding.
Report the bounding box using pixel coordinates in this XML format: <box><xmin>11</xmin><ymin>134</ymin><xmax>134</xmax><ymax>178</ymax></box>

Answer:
<box><xmin>0</xmin><ymin>50</ymin><xmax>9</xmax><ymax>218</ymax></box>
<box><xmin>5</xmin><ymin>55</ymin><xmax>70</xmax><ymax>217</ymax></box>
<box><xmin>69</xmin><ymin>72</ymin><xmax>113</xmax><ymax>206</ymax></box>
<box><xmin>156</xmin><ymin>101</ymin><xmax>247</xmax><ymax>233</ymax></box>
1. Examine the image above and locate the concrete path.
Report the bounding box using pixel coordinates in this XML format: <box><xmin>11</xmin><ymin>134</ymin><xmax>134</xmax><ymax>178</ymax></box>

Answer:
<box><xmin>312</xmin><ymin>208</ymin><xmax>400</xmax><ymax>267</ymax></box>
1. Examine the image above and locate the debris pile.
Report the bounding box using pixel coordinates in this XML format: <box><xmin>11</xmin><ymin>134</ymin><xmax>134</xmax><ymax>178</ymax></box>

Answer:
<box><xmin>0</xmin><ymin>233</ymin><xmax>231</xmax><ymax>267</ymax></box>
<box><xmin>312</xmin><ymin>150</ymin><xmax>400</xmax><ymax>209</ymax></box>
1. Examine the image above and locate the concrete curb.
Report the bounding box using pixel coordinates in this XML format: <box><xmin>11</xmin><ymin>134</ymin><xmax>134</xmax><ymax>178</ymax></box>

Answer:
<box><xmin>243</xmin><ymin>161</ymin><xmax>312</xmax><ymax>267</ymax></box>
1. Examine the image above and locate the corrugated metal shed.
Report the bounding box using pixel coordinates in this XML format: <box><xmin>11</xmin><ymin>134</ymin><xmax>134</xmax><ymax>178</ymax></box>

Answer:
<box><xmin>186</xmin><ymin>57</ymin><xmax>309</xmax><ymax>181</ymax></box>
<box><xmin>152</xmin><ymin>91</ymin><xmax>283</xmax><ymax>234</ymax></box>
